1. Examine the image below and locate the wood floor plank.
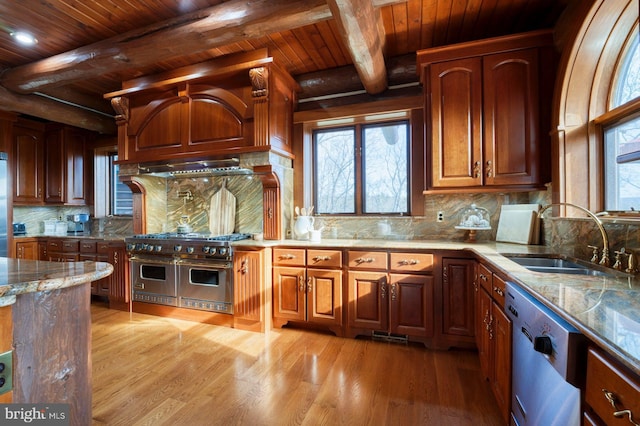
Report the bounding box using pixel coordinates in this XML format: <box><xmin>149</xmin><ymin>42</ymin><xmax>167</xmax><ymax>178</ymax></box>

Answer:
<box><xmin>90</xmin><ymin>302</ymin><xmax>503</xmax><ymax>425</ymax></box>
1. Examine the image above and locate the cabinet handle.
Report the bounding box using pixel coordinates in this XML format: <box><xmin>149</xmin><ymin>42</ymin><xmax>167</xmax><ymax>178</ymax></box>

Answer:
<box><xmin>399</xmin><ymin>259</ymin><xmax>419</xmax><ymax>265</ymax></box>
<box><xmin>485</xmin><ymin>160</ymin><xmax>493</xmax><ymax>178</ymax></box>
<box><xmin>113</xmin><ymin>251</ymin><xmax>119</xmax><ymax>265</ymax></box>
<box><xmin>479</xmin><ymin>273</ymin><xmax>488</xmax><ymax>282</ymax></box>
<box><xmin>312</xmin><ymin>255</ymin><xmax>331</xmax><ymax>262</ymax></box>
<box><xmin>390</xmin><ymin>283</ymin><xmax>397</xmax><ymax>301</ymax></box>
<box><xmin>280</xmin><ymin>254</ymin><xmax>296</xmax><ymax>260</ymax></box>
<box><xmin>240</xmin><ymin>259</ymin><xmax>248</xmax><ymax>274</ymax></box>
<box><xmin>355</xmin><ymin>257</ymin><xmax>374</xmax><ymax>264</ymax></box>
<box><xmin>493</xmin><ymin>286</ymin><xmax>504</xmax><ymax>297</ymax></box>
<box><xmin>299</xmin><ymin>275</ymin><xmax>305</xmax><ymax>292</ymax></box>
<box><xmin>473</xmin><ymin>161</ymin><xmax>481</xmax><ymax>178</ymax></box>
<box><xmin>380</xmin><ymin>277</ymin><xmax>387</xmax><ymax>299</ymax></box>
<box><xmin>603</xmin><ymin>389</ymin><xmax>640</xmax><ymax>426</ymax></box>
<box><xmin>307</xmin><ymin>277</ymin><xmax>312</xmax><ymax>293</ymax></box>
<box><xmin>488</xmin><ymin>314</ymin><xmax>494</xmax><ymax>339</ymax></box>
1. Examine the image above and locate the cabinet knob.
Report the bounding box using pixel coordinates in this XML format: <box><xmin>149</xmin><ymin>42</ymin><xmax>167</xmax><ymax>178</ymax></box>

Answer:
<box><xmin>493</xmin><ymin>286</ymin><xmax>504</xmax><ymax>297</ymax></box>
<box><xmin>390</xmin><ymin>283</ymin><xmax>397</xmax><ymax>301</ymax></box>
<box><xmin>485</xmin><ymin>160</ymin><xmax>493</xmax><ymax>178</ymax></box>
<box><xmin>473</xmin><ymin>161</ymin><xmax>481</xmax><ymax>178</ymax></box>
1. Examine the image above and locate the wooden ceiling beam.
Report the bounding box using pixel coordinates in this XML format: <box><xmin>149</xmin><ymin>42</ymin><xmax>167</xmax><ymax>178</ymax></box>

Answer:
<box><xmin>326</xmin><ymin>0</ymin><xmax>389</xmax><ymax>94</ymax></box>
<box><xmin>0</xmin><ymin>0</ymin><xmax>405</xmax><ymax>94</ymax></box>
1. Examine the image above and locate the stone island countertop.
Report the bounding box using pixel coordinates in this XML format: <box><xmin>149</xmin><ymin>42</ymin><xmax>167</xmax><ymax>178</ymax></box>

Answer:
<box><xmin>0</xmin><ymin>257</ymin><xmax>114</xmax><ymax>306</ymax></box>
<box><xmin>236</xmin><ymin>239</ymin><xmax>640</xmax><ymax>377</ymax></box>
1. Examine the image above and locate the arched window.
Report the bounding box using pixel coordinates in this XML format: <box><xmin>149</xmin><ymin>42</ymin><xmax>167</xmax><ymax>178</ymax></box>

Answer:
<box><xmin>602</xmin><ymin>26</ymin><xmax>640</xmax><ymax>211</ymax></box>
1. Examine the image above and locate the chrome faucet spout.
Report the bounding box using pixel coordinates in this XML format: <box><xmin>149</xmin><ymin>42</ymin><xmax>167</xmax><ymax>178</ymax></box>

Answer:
<box><xmin>539</xmin><ymin>202</ymin><xmax>610</xmax><ymax>267</ymax></box>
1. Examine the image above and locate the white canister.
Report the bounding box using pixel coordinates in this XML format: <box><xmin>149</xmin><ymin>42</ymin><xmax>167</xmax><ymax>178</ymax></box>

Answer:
<box><xmin>309</xmin><ymin>229</ymin><xmax>321</xmax><ymax>243</ymax></box>
<box><xmin>293</xmin><ymin>216</ymin><xmax>314</xmax><ymax>240</ymax></box>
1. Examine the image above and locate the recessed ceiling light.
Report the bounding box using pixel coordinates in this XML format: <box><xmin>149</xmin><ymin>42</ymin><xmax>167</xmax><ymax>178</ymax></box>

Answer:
<box><xmin>10</xmin><ymin>31</ymin><xmax>38</xmax><ymax>45</ymax></box>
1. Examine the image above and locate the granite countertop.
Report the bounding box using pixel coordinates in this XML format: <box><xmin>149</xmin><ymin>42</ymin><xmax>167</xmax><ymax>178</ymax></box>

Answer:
<box><xmin>13</xmin><ymin>233</ymin><xmax>126</xmax><ymax>241</ymax></box>
<box><xmin>0</xmin><ymin>258</ymin><xmax>114</xmax><ymax>306</ymax></box>
<box><xmin>237</xmin><ymin>238</ymin><xmax>640</xmax><ymax>376</ymax></box>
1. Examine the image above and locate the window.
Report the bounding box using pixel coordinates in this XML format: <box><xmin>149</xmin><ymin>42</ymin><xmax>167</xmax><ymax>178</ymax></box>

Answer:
<box><xmin>603</xmin><ymin>29</ymin><xmax>640</xmax><ymax>211</ymax></box>
<box><xmin>94</xmin><ymin>148</ymin><xmax>133</xmax><ymax>217</ymax></box>
<box><xmin>110</xmin><ymin>154</ymin><xmax>133</xmax><ymax>215</ymax></box>
<box><xmin>313</xmin><ymin>120</ymin><xmax>409</xmax><ymax>215</ymax></box>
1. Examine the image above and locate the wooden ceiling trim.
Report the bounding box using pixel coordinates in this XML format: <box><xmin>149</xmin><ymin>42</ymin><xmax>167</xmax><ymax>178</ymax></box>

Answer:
<box><xmin>420</xmin><ymin>0</ymin><xmax>439</xmax><ymax>49</ymax></box>
<box><xmin>326</xmin><ymin>0</ymin><xmax>389</xmax><ymax>94</ymax></box>
<box><xmin>405</xmin><ymin>0</ymin><xmax>425</xmax><ymax>53</ymax></box>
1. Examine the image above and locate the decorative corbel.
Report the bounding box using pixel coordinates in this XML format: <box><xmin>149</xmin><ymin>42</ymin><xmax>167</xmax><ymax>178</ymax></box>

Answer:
<box><xmin>111</xmin><ymin>97</ymin><xmax>129</xmax><ymax>124</ymax></box>
<box><xmin>250</xmin><ymin>67</ymin><xmax>269</xmax><ymax>98</ymax></box>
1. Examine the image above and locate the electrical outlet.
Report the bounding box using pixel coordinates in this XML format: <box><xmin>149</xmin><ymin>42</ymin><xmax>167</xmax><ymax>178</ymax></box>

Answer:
<box><xmin>0</xmin><ymin>350</ymin><xmax>13</xmax><ymax>395</ymax></box>
<box><xmin>437</xmin><ymin>211</ymin><xmax>444</xmax><ymax>222</ymax></box>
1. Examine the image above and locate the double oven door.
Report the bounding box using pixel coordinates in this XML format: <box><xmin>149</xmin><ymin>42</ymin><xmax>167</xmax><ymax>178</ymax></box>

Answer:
<box><xmin>177</xmin><ymin>259</ymin><xmax>234</xmax><ymax>314</ymax></box>
<box><xmin>130</xmin><ymin>256</ymin><xmax>178</xmax><ymax>306</ymax></box>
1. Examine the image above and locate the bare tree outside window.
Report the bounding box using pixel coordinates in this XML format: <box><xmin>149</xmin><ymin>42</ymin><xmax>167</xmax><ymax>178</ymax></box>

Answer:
<box><xmin>313</xmin><ymin>121</ymin><xmax>409</xmax><ymax>215</ymax></box>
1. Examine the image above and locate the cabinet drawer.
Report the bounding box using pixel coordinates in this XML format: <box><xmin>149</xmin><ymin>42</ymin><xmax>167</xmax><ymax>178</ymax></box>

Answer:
<box><xmin>273</xmin><ymin>248</ymin><xmax>306</xmax><ymax>266</ymax></box>
<box><xmin>80</xmin><ymin>241</ymin><xmax>97</xmax><ymax>253</ymax></box>
<box><xmin>97</xmin><ymin>242</ymin><xmax>110</xmax><ymax>254</ymax></box>
<box><xmin>347</xmin><ymin>251</ymin><xmax>388</xmax><ymax>270</ymax></box>
<box><xmin>492</xmin><ymin>274</ymin><xmax>506</xmax><ymax>308</ymax></box>
<box><xmin>307</xmin><ymin>249</ymin><xmax>342</xmax><ymax>268</ymax></box>
<box><xmin>586</xmin><ymin>348</ymin><xmax>640</xmax><ymax>425</ymax></box>
<box><xmin>389</xmin><ymin>252</ymin><xmax>434</xmax><ymax>273</ymax></box>
<box><xmin>478</xmin><ymin>263</ymin><xmax>493</xmax><ymax>292</ymax></box>
<box><xmin>61</xmin><ymin>239</ymin><xmax>80</xmax><ymax>252</ymax></box>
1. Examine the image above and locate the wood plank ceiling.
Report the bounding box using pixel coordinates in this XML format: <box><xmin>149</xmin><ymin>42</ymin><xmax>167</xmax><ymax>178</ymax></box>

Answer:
<box><xmin>0</xmin><ymin>0</ymin><xmax>572</xmax><ymax>134</ymax></box>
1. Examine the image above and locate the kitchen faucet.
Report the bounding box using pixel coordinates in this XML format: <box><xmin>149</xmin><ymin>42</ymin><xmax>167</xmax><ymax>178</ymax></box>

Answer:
<box><xmin>538</xmin><ymin>202</ymin><xmax>610</xmax><ymax>267</ymax></box>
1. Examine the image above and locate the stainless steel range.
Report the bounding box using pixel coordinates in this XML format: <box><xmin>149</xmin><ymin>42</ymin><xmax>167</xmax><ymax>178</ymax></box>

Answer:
<box><xmin>126</xmin><ymin>232</ymin><xmax>251</xmax><ymax>314</ymax></box>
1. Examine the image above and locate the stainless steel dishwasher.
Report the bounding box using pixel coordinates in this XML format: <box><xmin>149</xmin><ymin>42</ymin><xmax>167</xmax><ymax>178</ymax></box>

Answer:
<box><xmin>505</xmin><ymin>282</ymin><xmax>587</xmax><ymax>426</ymax></box>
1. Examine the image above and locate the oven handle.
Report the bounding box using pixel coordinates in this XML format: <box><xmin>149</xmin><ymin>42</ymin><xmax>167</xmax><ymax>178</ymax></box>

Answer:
<box><xmin>177</xmin><ymin>259</ymin><xmax>233</xmax><ymax>269</ymax></box>
<box><xmin>130</xmin><ymin>256</ymin><xmax>177</xmax><ymax>265</ymax></box>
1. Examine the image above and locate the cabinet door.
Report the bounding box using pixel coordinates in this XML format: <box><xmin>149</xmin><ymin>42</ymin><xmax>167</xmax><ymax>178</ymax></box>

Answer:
<box><xmin>234</xmin><ymin>250</ymin><xmax>263</xmax><ymax>322</ymax></box>
<box><xmin>15</xmin><ymin>241</ymin><xmax>38</xmax><ymax>260</ymax></box>
<box><xmin>492</xmin><ymin>301</ymin><xmax>512</xmax><ymax>424</ymax></box>
<box><xmin>347</xmin><ymin>271</ymin><xmax>388</xmax><ymax>332</ymax></box>
<box><xmin>273</xmin><ymin>266</ymin><xmax>305</xmax><ymax>321</ymax></box>
<box><xmin>441</xmin><ymin>258</ymin><xmax>475</xmax><ymax>339</ymax></box>
<box><xmin>483</xmin><ymin>48</ymin><xmax>540</xmax><ymax>186</ymax></box>
<box><xmin>476</xmin><ymin>286</ymin><xmax>492</xmax><ymax>381</ymax></box>
<box><xmin>429</xmin><ymin>58</ymin><xmax>483</xmax><ymax>187</ymax></box>
<box><xmin>13</xmin><ymin>124</ymin><xmax>44</xmax><ymax>204</ymax></box>
<box><xmin>307</xmin><ymin>268</ymin><xmax>342</xmax><ymax>327</ymax></box>
<box><xmin>389</xmin><ymin>273</ymin><xmax>434</xmax><ymax>337</ymax></box>
<box><xmin>44</xmin><ymin>127</ymin><xmax>65</xmax><ymax>203</ymax></box>
<box><xmin>108</xmin><ymin>243</ymin><xmax>130</xmax><ymax>307</ymax></box>
<box><xmin>64</xmin><ymin>127</ymin><xmax>88</xmax><ymax>205</ymax></box>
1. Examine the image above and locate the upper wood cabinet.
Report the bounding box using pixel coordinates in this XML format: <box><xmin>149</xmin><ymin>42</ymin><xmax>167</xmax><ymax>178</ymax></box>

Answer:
<box><xmin>418</xmin><ymin>30</ymin><xmax>554</xmax><ymax>191</ymax></box>
<box><xmin>13</xmin><ymin>120</ymin><xmax>45</xmax><ymax>204</ymax></box>
<box><xmin>45</xmin><ymin>124</ymin><xmax>91</xmax><ymax>205</ymax></box>
<box><xmin>106</xmin><ymin>51</ymin><xmax>298</xmax><ymax>165</ymax></box>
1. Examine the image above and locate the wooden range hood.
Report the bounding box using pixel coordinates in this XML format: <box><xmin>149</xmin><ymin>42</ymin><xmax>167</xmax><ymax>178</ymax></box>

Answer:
<box><xmin>106</xmin><ymin>50</ymin><xmax>299</xmax><ymax>240</ymax></box>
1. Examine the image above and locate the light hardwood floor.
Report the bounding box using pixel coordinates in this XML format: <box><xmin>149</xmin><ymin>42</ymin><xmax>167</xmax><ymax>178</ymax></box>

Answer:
<box><xmin>91</xmin><ymin>301</ymin><xmax>503</xmax><ymax>425</ymax></box>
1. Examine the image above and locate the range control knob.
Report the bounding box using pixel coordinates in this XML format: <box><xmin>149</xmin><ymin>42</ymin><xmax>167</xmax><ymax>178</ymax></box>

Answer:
<box><xmin>219</xmin><ymin>248</ymin><xmax>227</xmax><ymax>256</ymax></box>
<box><xmin>146</xmin><ymin>244</ymin><xmax>154</xmax><ymax>252</ymax></box>
<box><xmin>534</xmin><ymin>336</ymin><xmax>553</xmax><ymax>355</ymax></box>
<box><xmin>202</xmin><ymin>246</ymin><xmax>210</xmax><ymax>254</ymax></box>
<box><xmin>155</xmin><ymin>245</ymin><xmax>162</xmax><ymax>252</ymax></box>
<box><xmin>186</xmin><ymin>246</ymin><xmax>195</xmax><ymax>254</ymax></box>
<box><xmin>174</xmin><ymin>244</ymin><xmax>182</xmax><ymax>252</ymax></box>
<box><xmin>126</xmin><ymin>243</ymin><xmax>135</xmax><ymax>251</ymax></box>
<box><xmin>209</xmin><ymin>248</ymin><xmax>217</xmax><ymax>255</ymax></box>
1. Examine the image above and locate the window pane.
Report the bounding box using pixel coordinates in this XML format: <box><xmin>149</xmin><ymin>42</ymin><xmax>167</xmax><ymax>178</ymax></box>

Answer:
<box><xmin>604</xmin><ymin>115</ymin><xmax>640</xmax><ymax>210</ymax></box>
<box><xmin>363</xmin><ymin>122</ymin><xmax>409</xmax><ymax>213</ymax></box>
<box><xmin>111</xmin><ymin>155</ymin><xmax>133</xmax><ymax>216</ymax></box>
<box><xmin>612</xmin><ymin>31</ymin><xmax>640</xmax><ymax>107</ymax></box>
<box><xmin>314</xmin><ymin>128</ymin><xmax>355</xmax><ymax>214</ymax></box>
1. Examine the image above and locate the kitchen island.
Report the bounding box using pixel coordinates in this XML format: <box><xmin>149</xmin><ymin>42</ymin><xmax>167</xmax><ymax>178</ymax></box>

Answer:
<box><xmin>0</xmin><ymin>258</ymin><xmax>113</xmax><ymax>426</ymax></box>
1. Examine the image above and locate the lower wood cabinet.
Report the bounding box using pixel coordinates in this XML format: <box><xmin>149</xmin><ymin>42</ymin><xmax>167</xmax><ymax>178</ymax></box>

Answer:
<box><xmin>233</xmin><ymin>248</ymin><xmax>267</xmax><ymax>332</ymax></box>
<box><xmin>440</xmin><ymin>257</ymin><xmax>476</xmax><ymax>348</ymax></box>
<box><xmin>347</xmin><ymin>250</ymin><xmax>435</xmax><ymax>344</ymax></box>
<box><xmin>475</xmin><ymin>262</ymin><xmax>512</xmax><ymax>424</ymax></box>
<box><xmin>273</xmin><ymin>248</ymin><xmax>343</xmax><ymax>335</ymax></box>
<box><xmin>584</xmin><ymin>347</ymin><xmax>640</xmax><ymax>425</ymax></box>
<box><xmin>107</xmin><ymin>242</ymin><xmax>129</xmax><ymax>310</ymax></box>
<box><xmin>15</xmin><ymin>239</ymin><xmax>39</xmax><ymax>259</ymax></box>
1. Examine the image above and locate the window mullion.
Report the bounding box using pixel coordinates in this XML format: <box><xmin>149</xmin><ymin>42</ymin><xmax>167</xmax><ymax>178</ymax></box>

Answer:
<box><xmin>355</xmin><ymin>125</ymin><xmax>363</xmax><ymax>215</ymax></box>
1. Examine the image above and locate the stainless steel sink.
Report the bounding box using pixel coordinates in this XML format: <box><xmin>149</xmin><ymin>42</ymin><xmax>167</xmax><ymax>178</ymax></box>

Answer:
<box><xmin>503</xmin><ymin>254</ymin><xmax>626</xmax><ymax>278</ymax></box>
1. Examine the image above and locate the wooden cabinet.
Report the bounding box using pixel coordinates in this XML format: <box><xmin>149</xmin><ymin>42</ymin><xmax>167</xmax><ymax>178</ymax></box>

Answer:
<box><xmin>347</xmin><ymin>250</ymin><xmax>435</xmax><ymax>345</ymax></box>
<box><xmin>13</xmin><ymin>120</ymin><xmax>45</xmax><ymax>205</ymax></box>
<box><xmin>15</xmin><ymin>239</ymin><xmax>39</xmax><ymax>260</ymax></box>
<box><xmin>233</xmin><ymin>249</ymin><xmax>267</xmax><ymax>332</ymax></box>
<box><xmin>475</xmin><ymin>262</ymin><xmax>512</xmax><ymax>424</ymax></box>
<box><xmin>440</xmin><ymin>257</ymin><xmax>476</xmax><ymax>347</ymax></box>
<box><xmin>44</xmin><ymin>124</ymin><xmax>90</xmax><ymax>205</ymax></box>
<box><xmin>584</xmin><ymin>347</ymin><xmax>640</xmax><ymax>425</ymax></box>
<box><xmin>273</xmin><ymin>248</ymin><xmax>343</xmax><ymax>335</ymax></box>
<box><xmin>46</xmin><ymin>238</ymin><xmax>80</xmax><ymax>262</ymax></box>
<box><xmin>107</xmin><ymin>242</ymin><xmax>130</xmax><ymax>311</ymax></box>
<box><xmin>418</xmin><ymin>31</ymin><xmax>553</xmax><ymax>191</ymax></box>
<box><xmin>80</xmin><ymin>240</ymin><xmax>110</xmax><ymax>297</ymax></box>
